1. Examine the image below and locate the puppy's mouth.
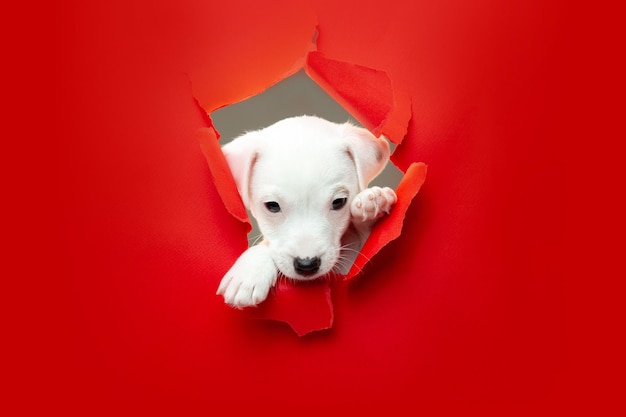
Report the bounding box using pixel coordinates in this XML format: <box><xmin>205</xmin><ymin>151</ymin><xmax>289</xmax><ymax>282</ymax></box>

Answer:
<box><xmin>274</xmin><ymin>253</ymin><xmax>337</xmax><ymax>281</ymax></box>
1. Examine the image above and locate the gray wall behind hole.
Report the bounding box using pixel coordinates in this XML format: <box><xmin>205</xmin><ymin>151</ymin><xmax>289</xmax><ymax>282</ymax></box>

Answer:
<box><xmin>211</xmin><ymin>69</ymin><xmax>404</xmax><ymax>244</ymax></box>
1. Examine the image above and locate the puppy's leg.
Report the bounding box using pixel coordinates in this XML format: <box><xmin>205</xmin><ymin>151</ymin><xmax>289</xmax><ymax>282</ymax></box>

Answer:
<box><xmin>350</xmin><ymin>186</ymin><xmax>397</xmax><ymax>242</ymax></box>
<box><xmin>217</xmin><ymin>243</ymin><xmax>277</xmax><ymax>308</ymax></box>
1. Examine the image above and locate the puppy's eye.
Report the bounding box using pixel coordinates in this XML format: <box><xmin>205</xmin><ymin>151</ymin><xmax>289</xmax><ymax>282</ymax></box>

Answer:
<box><xmin>331</xmin><ymin>197</ymin><xmax>348</xmax><ymax>210</ymax></box>
<box><xmin>264</xmin><ymin>201</ymin><xmax>281</xmax><ymax>213</ymax></box>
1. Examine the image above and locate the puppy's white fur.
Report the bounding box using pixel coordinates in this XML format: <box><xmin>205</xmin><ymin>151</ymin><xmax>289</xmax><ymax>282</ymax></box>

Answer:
<box><xmin>217</xmin><ymin>116</ymin><xmax>396</xmax><ymax>308</ymax></box>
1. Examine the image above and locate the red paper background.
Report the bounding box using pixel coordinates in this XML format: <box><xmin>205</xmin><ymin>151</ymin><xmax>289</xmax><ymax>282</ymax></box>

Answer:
<box><xmin>11</xmin><ymin>0</ymin><xmax>623</xmax><ymax>414</ymax></box>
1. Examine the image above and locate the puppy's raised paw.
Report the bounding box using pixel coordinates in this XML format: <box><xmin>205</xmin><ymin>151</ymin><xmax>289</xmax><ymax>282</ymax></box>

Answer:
<box><xmin>217</xmin><ymin>245</ymin><xmax>277</xmax><ymax>309</ymax></box>
<box><xmin>351</xmin><ymin>186</ymin><xmax>397</xmax><ymax>223</ymax></box>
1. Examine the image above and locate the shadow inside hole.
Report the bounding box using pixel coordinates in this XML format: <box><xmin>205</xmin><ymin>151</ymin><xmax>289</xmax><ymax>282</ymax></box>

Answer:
<box><xmin>211</xmin><ymin>69</ymin><xmax>404</xmax><ymax>245</ymax></box>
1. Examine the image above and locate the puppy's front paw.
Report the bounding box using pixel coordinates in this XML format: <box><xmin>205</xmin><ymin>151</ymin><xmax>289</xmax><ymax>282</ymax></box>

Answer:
<box><xmin>351</xmin><ymin>186</ymin><xmax>397</xmax><ymax>223</ymax></box>
<box><xmin>217</xmin><ymin>245</ymin><xmax>277</xmax><ymax>309</ymax></box>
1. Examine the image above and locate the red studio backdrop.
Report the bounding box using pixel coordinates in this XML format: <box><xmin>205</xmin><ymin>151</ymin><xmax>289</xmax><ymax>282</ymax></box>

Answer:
<box><xmin>27</xmin><ymin>0</ymin><xmax>621</xmax><ymax>414</ymax></box>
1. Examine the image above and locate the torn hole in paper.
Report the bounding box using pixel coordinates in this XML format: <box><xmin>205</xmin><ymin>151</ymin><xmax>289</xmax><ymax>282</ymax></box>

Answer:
<box><xmin>194</xmin><ymin>42</ymin><xmax>425</xmax><ymax>336</ymax></box>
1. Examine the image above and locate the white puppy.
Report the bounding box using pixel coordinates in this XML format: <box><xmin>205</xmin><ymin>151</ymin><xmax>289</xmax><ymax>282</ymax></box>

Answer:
<box><xmin>217</xmin><ymin>115</ymin><xmax>397</xmax><ymax>308</ymax></box>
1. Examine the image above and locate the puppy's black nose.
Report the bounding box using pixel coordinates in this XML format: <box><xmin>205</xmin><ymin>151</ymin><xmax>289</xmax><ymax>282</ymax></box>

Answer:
<box><xmin>294</xmin><ymin>257</ymin><xmax>321</xmax><ymax>276</ymax></box>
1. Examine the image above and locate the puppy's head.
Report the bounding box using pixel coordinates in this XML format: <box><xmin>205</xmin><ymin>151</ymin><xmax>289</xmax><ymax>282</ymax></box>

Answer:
<box><xmin>222</xmin><ymin>116</ymin><xmax>389</xmax><ymax>280</ymax></box>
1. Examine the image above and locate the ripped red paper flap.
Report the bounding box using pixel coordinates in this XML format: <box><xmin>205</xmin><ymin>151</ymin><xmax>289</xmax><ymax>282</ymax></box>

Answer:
<box><xmin>189</xmin><ymin>4</ymin><xmax>317</xmax><ymax>114</ymax></box>
<box><xmin>197</xmin><ymin>127</ymin><xmax>251</xmax><ymax>231</ymax></box>
<box><xmin>346</xmin><ymin>162</ymin><xmax>428</xmax><ymax>280</ymax></box>
<box><xmin>251</xmin><ymin>279</ymin><xmax>333</xmax><ymax>336</ymax></box>
<box><xmin>305</xmin><ymin>51</ymin><xmax>411</xmax><ymax>144</ymax></box>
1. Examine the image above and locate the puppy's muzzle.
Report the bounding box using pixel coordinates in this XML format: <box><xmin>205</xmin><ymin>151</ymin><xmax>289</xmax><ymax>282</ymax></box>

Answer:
<box><xmin>293</xmin><ymin>256</ymin><xmax>321</xmax><ymax>277</ymax></box>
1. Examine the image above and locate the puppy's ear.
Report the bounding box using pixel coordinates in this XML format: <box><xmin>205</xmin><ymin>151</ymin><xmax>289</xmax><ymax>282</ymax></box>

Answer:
<box><xmin>342</xmin><ymin>123</ymin><xmax>391</xmax><ymax>191</ymax></box>
<box><xmin>221</xmin><ymin>131</ymin><xmax>261</xmax><ymax>209</ymax></box>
